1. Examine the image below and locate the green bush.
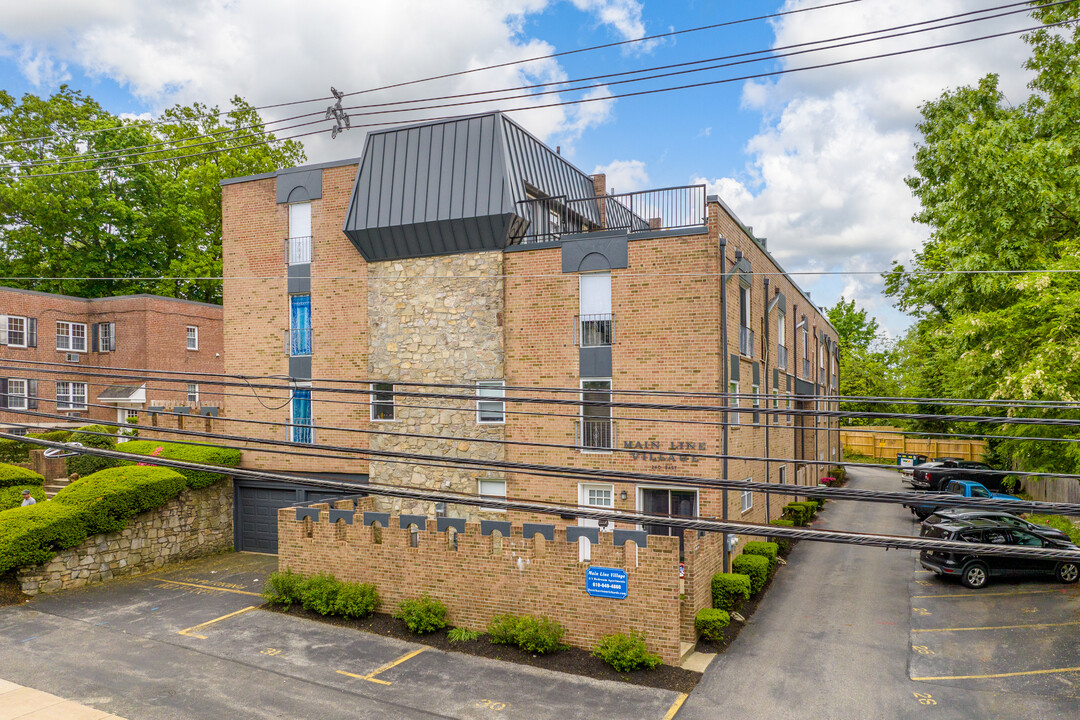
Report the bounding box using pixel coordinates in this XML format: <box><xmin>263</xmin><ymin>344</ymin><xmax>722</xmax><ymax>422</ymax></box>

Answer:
<box><xmin>743</xmin><ymin>541</ymin><xmax>779</xmax><ymax>574</ymax></box>
<box><xmin>592</xmin><ymin>633</ymin><xmax>662</xmax><ymax>672</ymax></box>
<box><xmin>0</xmin><ymin>439</ymin><xmax>31</xmax><ymax>464</ymax></box>
<box><xmin>53</xmin><ymin>467</ymin><xmax>187</xmax><ymax>535</ymax></box>
<box><xmin>695</xmin><ymin>608</ymin><xmax>731</xmax><ymax>641</ymax></box>
<box><xmin>487</xmin><ymin>614</ymin><xmax>523</xmax><ymax>645</ymax></box>
<box><xmin>65</xmin><ymin>425</ymin><xmax>120</xmax><ymax>477</ymax></box>
<box><xmin>118</xmin><ymin>441</ymin><xmax>240</xmax><ymax>489</ymax></box>
<box><xmin>711</xmin><ymin>572</ymin><xmax>751</xmax><ymax>611</ymax></box>
<box><xmin>732</xmin><ymin>553</ymin><xmax>770</xmax><ymax>594</ymax></box>
<box><xmin>447</xmin><ymin>627</ymin><xmax>481</xmax><ymax>643</ymax></box>
<box><xmin>332</xmin><ymin>581</ymin><xmax>380</xmax><ymax>619</ymax></box>
<box><xmin>0</xmin><ymin>464</ymin><xmax>45</xmax><ymax>489</ymax></box>
<box><xmin>28</xmin><ymin>430</ymin><xmax>73</xmax><ymax>443</ymax></box>
<box><xmin>299</xmin><ymin>573</ymin><xmax>340</xmax><ymax>615</ymax></box>
<box><xmin>394</xmin><ymin>596</ymin><xmax>449</xmax><ymax>634</ymax></box>
<box><xmin>782</xmin><ymin>503</ymin><xmax>808</xmax><ymax>526</ymax></box>
<box><xmin>486</xmin><ymin>613</ymin><xmax>566</xmax><ymax>654</ymax></box>
<box><xmin>263</xmin><ymin>569</ymin><xmax>306</xmax><ymax>608</ymax></box>
<box><xmin>768</xmin><ymin>518</ymin><xmax>795</xmax><ymax>553</ymax></box>
<box><xmin>0</xmin><ymin>502</ymin><xmax>88</xmax><ymax>572</ymax></box>
<box><xmin>0</xmin><ymin>485</ymin><xmax>46</xmax><ymax>511</ymax></box>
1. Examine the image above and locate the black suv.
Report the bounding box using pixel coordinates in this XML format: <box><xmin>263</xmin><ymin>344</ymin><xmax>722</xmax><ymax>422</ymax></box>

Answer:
<box><xmin>910</xmin><ymin>460</ymin><xmax>1005</xmax><ymax>492</ymax></box>
<box><xmin>921</xmin><ymin>509</ymin><xmax>1072</xmax><ymax>543</ymax></box>
<box><xmin>920</xmin><ymin>518</ymin><xmax>1080</xmax><ymax>589</ymax></box>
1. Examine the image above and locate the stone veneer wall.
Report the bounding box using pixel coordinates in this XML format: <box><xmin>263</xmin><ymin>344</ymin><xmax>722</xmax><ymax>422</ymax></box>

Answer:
<box><xmin>367</xmin><ymin>252</ymin><xmax>506</xmax><ymax>516</ymax></box>
<box><xmin>17</xmin><ymin>479</ymin><xmax>234</xmax><ymax>595</ymax></box>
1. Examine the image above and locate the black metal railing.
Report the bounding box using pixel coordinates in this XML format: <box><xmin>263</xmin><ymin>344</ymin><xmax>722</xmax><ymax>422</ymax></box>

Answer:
<box><xmin>516</xmin><ymin>185</ymin><xmax>707</xmax><ymax>244</ymax></box>
<box><xmin>739</xmin><ymin>326</ymin><xmax>754</xmax><ymax>358</ymax></box>
<box><xmin>576</xmin><ymin>314</ymin><xmax>614</xmax><ymax>347</ymax></box>
<box><xmin>777</xmin><ymin>345</ymin><xmax>788</xmax><ymax>370</ymax></box>
<box><xmin>577</xmin><ymin>419</ymin><xmax>616</xmax><ymax>451</ymax></box>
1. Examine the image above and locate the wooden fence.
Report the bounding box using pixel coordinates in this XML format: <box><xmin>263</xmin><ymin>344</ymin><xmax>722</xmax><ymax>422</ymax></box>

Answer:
<box><xmin>841</xmin><ymin>427</ymin><xmax>986</xmax><ymax>463</ymax></box>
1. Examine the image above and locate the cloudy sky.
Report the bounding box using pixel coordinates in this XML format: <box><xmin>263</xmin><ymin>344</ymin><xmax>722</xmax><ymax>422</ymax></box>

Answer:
<box><xmin>0</xmin><ymin>0</ymin><xmax>1040</xmax><ymax>336</ymax></box>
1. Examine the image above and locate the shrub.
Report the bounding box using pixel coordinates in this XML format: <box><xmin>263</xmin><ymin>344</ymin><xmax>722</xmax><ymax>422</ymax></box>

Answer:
<box><xmin>54</xmin><ymin>467</ymin><xmax>187</xmax><ymax>535</ymax></box>
<box><xmin>0</xmin><ymin>502</ymin><xmax>88</xmax><ymax>573</ymax></box>
<box><xmin>28</xmin><ymin>430</ymin><xmax>73</xmax><ymax>443</ymax></box>
<box><xmin>743</xmin><ymin>541</ymin><xmax>779</xmax><ymax>574</ymax></box>
<box><xmin>263</xmin><ymin>569</ymin><xmax>305</xmax><ymax>608</ymax></box>
<box><xmin>487</xmin><ymin>614</ymin><xmax>523</xmax><ymax>645</ymax></box>
<box><xmin>394</xmin><ymin>596</ymin><xmax>449</xmax><ymax>634</ymax></box>
<box><xmin>695</xmin><ymin>608</ymin><xmax>731</xmax><ymax>641</ymax></box>
<box><xmin>732</xmin><ymin>553</ymin><xmax>770</xmax><ymax>594</ymax></box>
<box><xmin>711</xmin><ymin>572</ymin><xmax>751</xmax><ymax>611</ymax></box>
<box><xmin>592</xmin><ymin>633</ymin><xmax>662</xmax><ymax>672</ymax></box>
<box><xmin>782</xmin><ymin>503</ymin><xmax>808</xmax><ymax>526</ymax></box>
<box><xmin>118</xmin><ymin>441</ymin><xmax>240</xmax><ymax>489</ymax></box>
<box><xmin>65</xmin><ymin>425</ymin><xmax>120</xmax><ymax>477</ymax></box>
<box><xmin>332</xmin><ymin>581</ymin><xmax>380</xmax><ymax>619</ymax></box>
<box><xmin>0</xmin><ymin>464</ymin><xmax>45</xmax><ymax>489</ymax></box>
<box><xmin>299</xmin><ymin>573</ymin><xmax>340</xmax><ymax>615</ymax></box>
<box><xmin>0</xmin><ymin>439</ymin><xmax>31</xmax><ymax>464</ymax></box>
<box><xmin>486</xmin><ymin>614</ymin><xmax>566</xmax><ymax>654</ymax></box>
<box><xmin>0</xmin><ymin>485</ymin><xmax>46</xmax><ymax>511</ymax></box>
<box><xmin>768</xmin><ymin>518</ymin><xmax>795</xmax><ymax>553</ymax></box>
<box><xmin>447</xmin><ymin>627</ymin><xmax>481</xmax><ymax>644</ymax></box>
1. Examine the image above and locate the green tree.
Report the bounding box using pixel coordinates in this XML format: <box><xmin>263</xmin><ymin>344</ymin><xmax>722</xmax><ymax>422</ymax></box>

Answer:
<box><xmin>0</xmin><ymin>87</ymin><xmax>306</xmax><ymax>303</ymax></box>
<box><xmin>826</xmin><ymin>297</ymin><xmax>899</xmax><ymax>425</ymax></box>
<box><xmin>885</xmin><ymin>1</ymin><xmax>1080</xmax><ymax>472</ymax></box>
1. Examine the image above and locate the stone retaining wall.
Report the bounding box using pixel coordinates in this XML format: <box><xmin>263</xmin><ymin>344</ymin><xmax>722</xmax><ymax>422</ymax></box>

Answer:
<box><xmin>17</xmin><ymin>478</ymin><xmax>234</xmax><ymax>595</ymax></box>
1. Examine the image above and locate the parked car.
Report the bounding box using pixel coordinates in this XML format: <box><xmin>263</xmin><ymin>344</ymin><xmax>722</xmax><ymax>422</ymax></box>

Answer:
<box><xmin>910</xmin><ymin>459</ymin><xmax>1008</xmax><ymax>492</ymax></box>
<box><xmin>905</xmin><ymin>480</ymin><xmax>1020</xmax><ymax>521</ymax></box>
<box><xmin>922</xmin><ymin>509</ymin><xmax>1072</xmax><ymax>543</ymax></box>
<box><xmin>920</xmin><ymin>518</ymin><xmax>1080</xmax><ymax>589</ymax></box>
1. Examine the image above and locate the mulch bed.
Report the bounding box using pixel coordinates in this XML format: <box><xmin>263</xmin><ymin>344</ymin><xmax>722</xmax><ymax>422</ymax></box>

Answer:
<box><xmin>0</xmin><ymin>574</ymin><xmax>29</xmax><ymax>607</ymax></box>
<box><xmin>264</xmin><ymin>604</ymin><xmax>702</xmax><ymax>694</ymax></box>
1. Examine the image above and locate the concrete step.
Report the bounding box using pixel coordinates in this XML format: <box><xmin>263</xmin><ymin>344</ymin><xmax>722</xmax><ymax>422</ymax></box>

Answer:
<box><xmin>43</xmin><ymin>477</ymin><xmax>72</xmax><ymax>499</ymax></box>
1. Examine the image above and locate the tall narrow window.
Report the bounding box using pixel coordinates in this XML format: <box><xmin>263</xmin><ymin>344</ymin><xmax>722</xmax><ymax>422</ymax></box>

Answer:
<box><xmin>738</xmin><ymin>283</ymin><xmax>753</xmax><ymax>357</ymax></box>
<box><xmin>729</xmin><ymin>380</ymin><xmax>740</xmax><ymax>426</ymax></box>
<box><xmin>741</xmin><ymin>478</ymin><xmax>753</xmax><ymax>513</ymax></box>
<box><xmin>777</xmin><ymin>311</ymin><xmax>787</xmax><ymax>369</ymax></box>
<box><xmin>779</xmin><ymin>465</ymin><xmax>787</xmax><ymax>484</ymax></box>
<box><xmin>751</xmin><ymin>383</ymin><xmax>761</xmax><ymax>424</ymax></box>
<box><xmin>288</xmin><ymin>202</ymin><xmax>312</xmax><ymax>265</ymax></box>
<box><xmin>186</xmin><ymin>325</ymin><xmax>199</xmax><ymax>350</ymax></box>
<box><xmin>578</xmin><ymin>272</ymin><xmax>612</xmax><ymax>347</ymax></box>
<box><xmin>97</xmin><ymin>322</ymin><xmax>115</xmax><ymax>352</ymax></box>
<box><xmin>187</xmin><ymin>383</ymin><xmax>199</xmax><ymax>405</ymax></box>
<box><xmin>476</xmin><ymin>381</ymin><xmax>505</xmax><ymax>424</ymax></box>
<box><xmin>289</xmin><ymin>295</ymin><xmax>311</xmax><ymax>356</ymax></box>
<box><xmin>772</xmin><ymin>388</ymin><xmax>780</xmax><ymax>425</ymax></box>
<box><xmin>371</xmin><ymin>382</ymin><xmax>395</xmax><ymax>421</ymax></box>
<box><xmin>580</xmin><ymin>379</ymin><xmax>613</xmax><ymax>451</ymax></box>
<box><xmin>290</xmin><ymin>387</ymin><xmax>313</xmax><ymax>444</ymax></box>
<box><xmin>7</xmin><ymin>379</ymin><xmax>26</xmax><ymax>410</ymax></box>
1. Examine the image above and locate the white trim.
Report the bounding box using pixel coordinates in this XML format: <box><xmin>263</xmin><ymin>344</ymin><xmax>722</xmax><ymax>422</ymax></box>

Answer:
<box><xmin>729</xmin><ymin>380</ymin><xmax>740</xmax><ymax>426</ymax></box>
<box><xmin>56</xmin><ymin>321</ymin><xmax>87</xmax><ymax>352</ymax></box>
<box><xmin>741</xmin><ymin>477</ymin><xmax>753</xmax><ymax>513</ymax></box>
<box><xmin>186</xmin><ymin>382</ymin><xmax>199</xmax><ymax>405</ymax></box>
<box><xmin>186</xmin><ymin>325</ymin><xmax>199</xmax><ymax>350</ymax></box>
<box><xmin>478</xmin><ymin>478</ymin><xmax>507</xmax><ymax>513</ymax></box>
<box><xmin>56</xmin><ymin>380</ymin><xmax>88</xmax><ymax>410</ymax></box>
<box><xmin>5</xmin><ymin>316</ymin><xmax>27</xmax><ymax>348</ymax></box>
<box><xmin>370</xmin><ymin>382</ymin><xmax>395</xmax><ymax>421</ymax></box>
<box><xmin>476</xmin><ymin>380</ymin><xmax>505</xmax><ymax>424</ymax></box>
<box><xmin>7</xmin><ymin>378</ymin><xmax>27</xmax><ymax>410</ymax></box>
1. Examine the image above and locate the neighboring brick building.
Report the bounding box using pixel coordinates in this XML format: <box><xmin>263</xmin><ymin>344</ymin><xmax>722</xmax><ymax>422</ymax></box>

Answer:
<box><xmin>221</xmin><ymin>111</ymin><xmax>841</xmax><ymax>556</ymax></box>
<box><xmin>0</xmin><ymin>288</ymin><xmax>224</xmax><ymax>430</ymax></box>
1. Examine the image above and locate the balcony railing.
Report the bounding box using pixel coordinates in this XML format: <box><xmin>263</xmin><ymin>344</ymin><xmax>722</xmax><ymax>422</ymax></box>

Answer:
<box><xmin>739</xmin><ymin>326</ymin><xmax>755</xmax><ymax>357</ymax></box>
<box><xmin>802</xmin><ymin>358</ymin><xmax>811</xmax><ymax>378</ymax></box>
<box><xmin>777</xmin><ymin>345</ymin><xmax>788</xmax><ymax>370</ymax></box>
<box><xmin>288</xmin><ymin>235</ymin><xmax>312</xmax><ymax>265</ymax></box>
<box><xmin>285</xmin><ymin>328</ymin><xmax>312</xmax><ymax>356</ymax></box>
<box><xmin>576</xmin><ymin>418</ymin><xmax>616</xmax><ymax>451</ymax></box>
<box><xmin>576</xmin><ymin>314</ymin><xmax>614</xmax><ymax>347</ymax></box>
<box><xmin>516</xmin><ymin>185</ymin><xmax>707</xmax><ymax>244</ymax></box>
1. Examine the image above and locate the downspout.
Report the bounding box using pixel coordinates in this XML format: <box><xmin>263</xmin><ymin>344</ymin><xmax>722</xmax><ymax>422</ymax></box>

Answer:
<box><xmin>763</xmin><ymin>279</ymin><xmax>781</xmax><ymax>524</ymax></box>
<box><xmin>719</xmin><ymin>235</ymin><xmax>730</xmax><ymax>574</ymax></box>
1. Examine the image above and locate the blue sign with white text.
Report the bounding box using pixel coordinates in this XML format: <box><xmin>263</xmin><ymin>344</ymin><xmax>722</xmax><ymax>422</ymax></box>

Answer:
<box><xmin>586</xmin><ymin>566</ymin><xmax>628</xmax><ymax>599</ymax></box>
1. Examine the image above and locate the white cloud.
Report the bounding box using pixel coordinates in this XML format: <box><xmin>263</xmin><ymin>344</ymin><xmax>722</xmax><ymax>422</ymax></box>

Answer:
<box><xmin>696</xmin><ymin>0</ymin><xmax>1037</xmax><ymax>333</ymax></box>
<box><xmin>594</xmin><ymin>158</ymin><xmax>648</xmax><ymax>193</ymax></box>
<box><xmin>0</xmin><ymin>0</ymin><xmax>638</xmax><ymax>161</ymax></box>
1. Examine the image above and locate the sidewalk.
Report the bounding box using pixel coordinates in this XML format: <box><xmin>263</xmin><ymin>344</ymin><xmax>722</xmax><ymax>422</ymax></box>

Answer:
<box><xmin>0</xmin><ymin>679</ymin><xmax>126</xmax><ymax>720</ymax></box>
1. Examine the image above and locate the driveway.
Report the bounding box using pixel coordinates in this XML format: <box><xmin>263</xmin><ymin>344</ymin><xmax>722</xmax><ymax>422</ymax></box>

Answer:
<box><xmin>0</xmin><ymin>553</ymin><xmax>684</xmax><ymax>720</ymax></box>
<box><xmin>677</xmin><ymin>465</ymin><xmax>1080</xmax><ymax>719</ymax></box>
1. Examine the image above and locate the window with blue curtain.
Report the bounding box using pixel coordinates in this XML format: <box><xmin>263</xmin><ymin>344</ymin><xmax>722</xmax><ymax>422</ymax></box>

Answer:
<box><xmin>291</xmin><ymin>388</ymin><xmax>312</xmax><ymax>444</ymax></box>
<box><xmin>290</xmin><ymin>294</ymin><xmax>311</xmax><ymax>356</ymax></box>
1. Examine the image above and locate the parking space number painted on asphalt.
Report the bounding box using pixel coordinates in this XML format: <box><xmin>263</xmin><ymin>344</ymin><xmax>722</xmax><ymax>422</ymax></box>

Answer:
<box><xmin>476</xmin><ymin>699</ymin><xmax>509</xmax><ymax>711</ymax></box>
<box><xmin>913</xmin><ymin>607</ymin><xmax>932</xmax><ymax>616</ymax></box>
<box><xmin>913</xmin><ymin>693</ymin><xmax>937</xmax><ymax>706</ymax></box>
<box><xmin>912</xmin><ymin>645</ymin><xmax>935</xmax><ymax>656</ymax></box>
<box><xmin>261</xmin><ymin>648</ymin><xmax>283</xmax><ymax>656</ymax></box>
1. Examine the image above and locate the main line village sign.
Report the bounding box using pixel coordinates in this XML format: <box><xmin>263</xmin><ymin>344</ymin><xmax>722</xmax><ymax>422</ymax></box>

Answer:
<box><xmin>624</xmin><ymin>440</ymin><xmax>706</xmax><ymax>470</ymax></box>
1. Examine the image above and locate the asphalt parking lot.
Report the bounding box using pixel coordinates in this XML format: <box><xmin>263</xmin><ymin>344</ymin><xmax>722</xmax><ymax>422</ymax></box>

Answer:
<box><xmin>0</xmin><ymin>553</ymin><xmax>685</xmax><ymax>720</ymax></box>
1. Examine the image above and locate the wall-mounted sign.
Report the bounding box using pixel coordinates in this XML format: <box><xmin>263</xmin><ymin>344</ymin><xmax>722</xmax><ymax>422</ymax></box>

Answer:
<box><xmin>623</xmin><ymin>440</ymin><xmax>706</xmax><ymax>463</ymax></box>
<box><xmin>586</xmin><ymin>566</ymin><xmax>628</xmax><ymax>599</ymax></box>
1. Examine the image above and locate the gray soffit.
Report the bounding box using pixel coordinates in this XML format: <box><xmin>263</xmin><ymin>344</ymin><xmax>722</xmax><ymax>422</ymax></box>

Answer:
<box><xmin>342</xmin><ymin>112</ymin><xmax>597</xmax><ymax>261</ymax></box>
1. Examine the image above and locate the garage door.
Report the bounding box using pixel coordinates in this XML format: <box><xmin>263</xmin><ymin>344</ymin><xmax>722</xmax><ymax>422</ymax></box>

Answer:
<box><xmin>234</xmin><ymin>477</ymin><xmax>365</xmax><ymax>554</ymax></box>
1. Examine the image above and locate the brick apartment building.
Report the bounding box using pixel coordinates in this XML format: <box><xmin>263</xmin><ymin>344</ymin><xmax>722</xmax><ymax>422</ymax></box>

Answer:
<box><xmin>221</xmin><ymin>111</ymin><xmax>841</xmax><ymax>555</ymax></box>
<box><xmin>0</xmin><ymin>288</ymin><xmax>224</xmax><ymax>431</ymax></box>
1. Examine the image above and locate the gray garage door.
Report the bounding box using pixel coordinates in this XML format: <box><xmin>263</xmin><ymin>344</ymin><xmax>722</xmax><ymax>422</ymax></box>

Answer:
<box><xmin>234</xmin><ymin>476</ymin><xmax>366</xmax><ymax>554</ymax></box>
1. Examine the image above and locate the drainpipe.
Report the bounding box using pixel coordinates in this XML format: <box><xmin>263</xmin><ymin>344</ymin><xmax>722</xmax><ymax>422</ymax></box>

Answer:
<box><xmin>763</xmin><ymin>280</ymin><xmax>782</xmax><ymax>524</ymax></box>
<box><xmin>719</xmin><ymin>235</ymin><xmax>730</xmax><ymax>573</ymax></box>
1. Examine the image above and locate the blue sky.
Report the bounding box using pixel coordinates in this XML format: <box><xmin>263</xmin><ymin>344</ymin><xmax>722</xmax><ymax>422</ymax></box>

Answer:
<box><xmin>0</xmin><ymin>1</ymin><xmax>1041</xmax><ymax>338</ymax></box>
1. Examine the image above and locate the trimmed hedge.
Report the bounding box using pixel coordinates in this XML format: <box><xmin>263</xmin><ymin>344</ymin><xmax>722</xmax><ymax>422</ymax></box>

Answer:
<box><xmin>118</xmin><ymin>441</ymin><xmax>241</xmax><ymax>489</ymax></box>
<box><xmin>0</xmin><ymin>439</ymin><xmax>30</xmax><ymax>464</ymax></box>
<box><xmin>263</xmin><ymin>570</ymin><xmax>381</xmax><ymax>619</ymax></box>
<box><xmin>0</xmin><ymin>463</ymin><xmax>45</xmax><ymax>489</ymax></box>
<box><xmin>711</xmin><ymin>572</ymin><xmax>751</xmax><ymax>611</ymax></box>
<box><xmin>53</xmin><ymin>466</ymin><xmax>187</xmax><ymax>535</ymax></box>
<box><xmin>30</xmin><ymin>430</ymin><xmax>73</xmax><ymax>443</ymax></box>
<box><xmin>0</xmin><ymin>502</ymin><xmax>89</xmax><ymax>571</ymax></box>
<box><xmin>732</xmin><ymin>553</ymin><xmax>770</xmax><ymax>594</ymax></box>
<box><xmin>66</xmin><ymin>425</ymin><xmax>120</xmax><ymax>477</ymax></box>
<box><xmin>695</xmin><ymin>608</ymin><xmax>731</xmax><ymax>641</ymax></box>
<box><xmin>394</xmin><ymin>596</ymin><xmax>449</xmax><ymax>634</ymax></box>
<box><xmin>0</xmin><ymin>485</ymin><xmax>46</xmax><ymax>511</ymax></box>
<box><xmin>743</xmin><ymin>541</ymin><xmax>779</xmax><ymax>574</ymax></box>
<box><xmin>592</xmin><ymin>633</ymin><xmax>662</xmax><ymax>672</ymax></box>
<box><xmin>769</xmin><ymin>518</ymin><xmax>795</xmax><ymax>553</ymax></box>
<box><xmin>487</xmin><ymin>614</ymin><xmax>567</xmax><ymax>654</ymax></box>
<box><xmin>783</xmin><ymin>501</ymin><xmax>819</xmax><ymax>526</ymax></box>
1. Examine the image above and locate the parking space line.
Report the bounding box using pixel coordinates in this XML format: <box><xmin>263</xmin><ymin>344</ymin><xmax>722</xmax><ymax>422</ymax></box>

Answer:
<box><xmin>157</xmin><ymin>579</ymin><xmax>263</xmax><ymax>597</ymax></box>
<box><xmin>337</xmin><ymin>648</ymin><xmax>427</xmax><ymax>686</ymax></box>
<box><xmin>912</xmin><ymin>588</ymin><xmax>1071</xmax><ymax>600</ymax></box>
<box><xmin>914</xmin><ymin>620</ymin><xmax>1080</xmax><ymax>633</ymax></box>
<box><xmin>177</xmin><ymin>606</ymin><xmax>259</xmax><ymax>639</ymax></box>
<box><xmin>912</xmin><ymin>666</ymin><xmax>1080</xmax><ymax>681</ymax></box>
<box><xmin>661</xmin><ymin>693</ymin><xmax>688</xmax><ymax>720</ymax></box>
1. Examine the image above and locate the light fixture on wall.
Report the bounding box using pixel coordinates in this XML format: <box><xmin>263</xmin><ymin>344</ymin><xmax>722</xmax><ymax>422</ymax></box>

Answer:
<box><xmin>620</xmin><ymin>490</ymin><xmax>627</xmax><ymax>501</ymax></box>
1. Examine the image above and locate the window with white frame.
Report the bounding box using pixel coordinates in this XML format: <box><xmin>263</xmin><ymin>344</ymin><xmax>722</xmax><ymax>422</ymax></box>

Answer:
<box><xmin>6</xmin><ymin>316</ymin><xmax>26</xmax><ymax>347</ymax></box>
<box><xmin>186</xmin><ymin>325</ymin><xmax>199</xmax><ymax>350</ymax></box>
<box><xmin>7</xmin><ymin>379</ymin><xmax>26</xmax><ymax>409</ymax></box>
<box><xmin>779</xmin><ymin>465</ymin><xmax>787</xmax><ymax>484</ymax></box>
<box><xmin>187</xmin><ymin>383</ymin><xmax>199</xmax><ymax>405</ymax></box>
<box><xmin>56</xmin><ymin>321</ymin><xmax>87</xmax><ymax>352</ymax></box>
<box><xmin>371</xmin><ymin>382</ymin><xmax>395</xmax><ymax>421</ymax></box>
<box><xmin>478</xmin><ymin>478</ymin><xmax>507</xmax><ymax>512</ymax></box>
<box><xmin>288</xmin><ymin>202</ymin><xmax>312</xmax><ymax>265</ymax></box>
<box><xmin>752</xmin><ymin>383</ymin><xmax>761</xmax><ymax>424</ymax></box>
<box><xmin>582</xmin><ymin>483</ymin><xmax>613</xmax><ymax>509</ymax></box>
<box><xmin>476</xmin><ymin>381</ymin><xmax>505</xmax><ymax>423</ymax></box>
<box><xmin>786</xmin><ymin>391</ymin><xmax>793</xmax><ymax>425</ymax></box>
<box><xmin>290</xmin><ymin>386</ymin><xmax>313</xmax><ymax>444</ymax></box>
<box><xmin>772</xmin><ymin>388</ymin><xmax>780</xmax><ymax>425</ymax></box>
<box><xmin>57</xmin><ymin>381</ymin><xmax>87</xmax><ymax>410</ymax></box>
<box><xmin>729</xmin><ymin>380</ymin><xmax>739</xmax><ymax>425</ymax></box>
<box><xmin>96</xmin><ymin>322</ymin><xmax>115</xmax><ymax>352</ymax></box>
<box><xmin>741</xmin><ymin>478</ymin><xmax>753</xmax><ymax>513</ymax></box>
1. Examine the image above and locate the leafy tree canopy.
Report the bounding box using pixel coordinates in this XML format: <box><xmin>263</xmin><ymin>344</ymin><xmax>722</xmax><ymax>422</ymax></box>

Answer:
<box><xmin>826</xmin><ymin>297</ymin><xmax>899</xmax><ymax>425</ymax></box>
<box><xmin>0</xmin><ymin>87</ymin><xmax>306</xmax><ymax>302</ymax></box>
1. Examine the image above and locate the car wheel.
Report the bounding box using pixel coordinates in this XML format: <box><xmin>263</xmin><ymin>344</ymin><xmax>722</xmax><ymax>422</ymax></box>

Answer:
<box><xmin>960</xmin><ymin>562</ymin><xmax>989</xmax><ymax>589</ymax></box>
<box><xmin>914</xmin><ymin>509</ymin><xmax>932</xmax><ymax>521</ymax></box>
<box><xmin>1056</xmin><ymin>562</ymin><xmax>1080</xmax><ymax>584</ymax></box>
